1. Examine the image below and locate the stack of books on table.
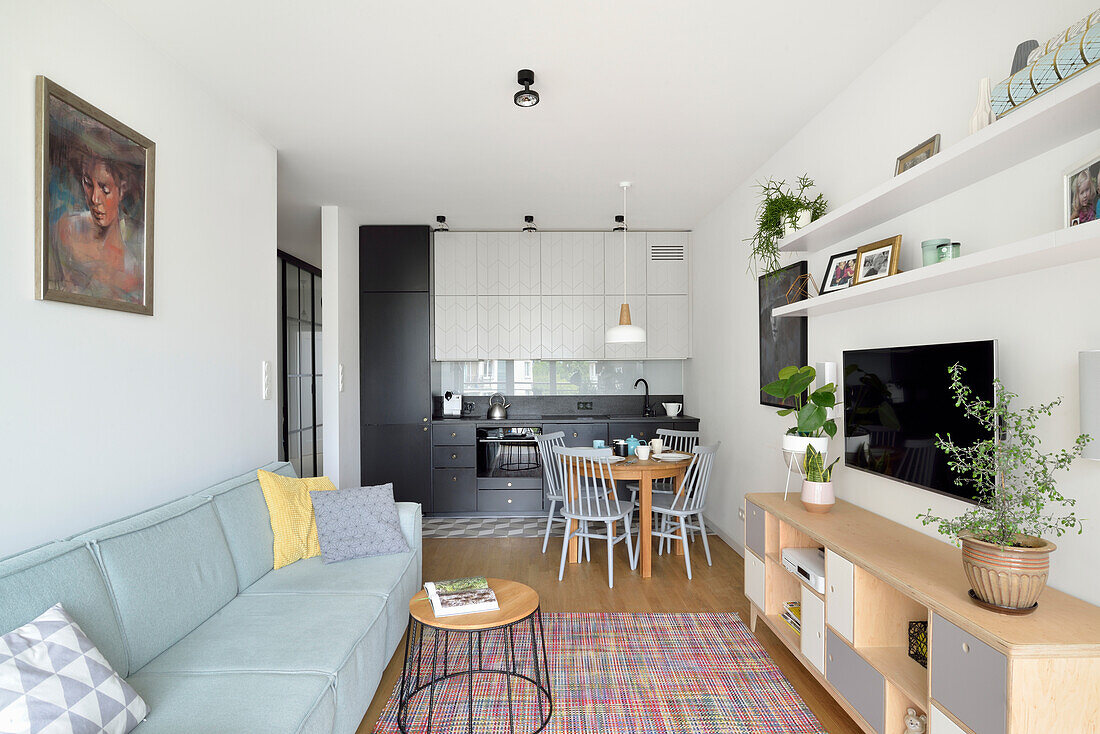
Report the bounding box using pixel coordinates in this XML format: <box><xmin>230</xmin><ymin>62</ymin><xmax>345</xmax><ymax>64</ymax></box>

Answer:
<box><xmin>423</xmin><ymin>576</ymin><xmax>500</xmax><ymax>617</ymax></box>
<box><xmin>781</xmin><ymin>600</ymin><xmax>801</xmax><ymax>637</ymax></box>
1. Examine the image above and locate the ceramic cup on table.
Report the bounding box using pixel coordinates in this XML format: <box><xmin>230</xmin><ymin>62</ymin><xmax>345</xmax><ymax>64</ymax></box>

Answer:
<box><xmin>592</xmin><ymin>439</ymin><xmax>606</xmax><ymax>449</ymax></box>
<box><xmin>635</xmin><ymin>445</ymin><xmax>652</xmax><ymax>461</ymax></box>
<box><xmin>649</xmin><ymin>438</ymin><xmax>664</xmax><ymax>455</ymax></box>
<box><xmin>662</xmin><ymin>402</ymin><xmax>682</xmax><ymax>417</ymax></box>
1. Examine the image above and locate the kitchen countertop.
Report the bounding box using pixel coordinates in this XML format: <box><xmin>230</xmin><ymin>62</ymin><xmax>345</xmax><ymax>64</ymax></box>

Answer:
<box><xmin>431</xmin><ymin>414</ymin><xmax>699</xmax><ymax>423</ymax></box>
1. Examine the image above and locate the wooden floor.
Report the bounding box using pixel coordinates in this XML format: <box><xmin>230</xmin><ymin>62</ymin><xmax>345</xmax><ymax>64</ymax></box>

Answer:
<box><xmin>356</xmin><ymin>534</ymin><xmax>860</xmax><ymax>733</ymax></box>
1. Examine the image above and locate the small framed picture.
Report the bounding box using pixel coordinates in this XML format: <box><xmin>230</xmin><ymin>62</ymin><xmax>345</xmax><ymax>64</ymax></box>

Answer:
<box><xmin>852</xmin><ymin>236</ymin><xmax>902</xmax><ymax>286</ymax></box>
<box><xmin>820</xmin><ymin>249</ymin><xmax>858</xmax><ymax>294</ymax></box>
<box><xmin>1065</xmin><ymin>154</ymin><xmax>1099</xmax><ymax>227</ymax></box>
<box><xmin>895</xmin><ymin>134</ymin><xmax>941</xmax><ymax>176</ymax></box>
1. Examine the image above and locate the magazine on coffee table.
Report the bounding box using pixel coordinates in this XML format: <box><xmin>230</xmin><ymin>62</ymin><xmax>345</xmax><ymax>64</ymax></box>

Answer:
<box><xmin>423</xmin><ymin>576</ymin><xmax>499</xmax><ymax>617</ymax></box>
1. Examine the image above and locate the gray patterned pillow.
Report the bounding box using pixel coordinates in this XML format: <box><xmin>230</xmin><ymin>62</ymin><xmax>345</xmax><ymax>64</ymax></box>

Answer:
<box><xmin>310</xmin><ymin>483</ymin><xmax>411</xmax><ymax>563</ymax></box>
<box><xmin>0</xmin><ymin>603</ymin><xmax>148</xmax><ymax>733</ymax></box>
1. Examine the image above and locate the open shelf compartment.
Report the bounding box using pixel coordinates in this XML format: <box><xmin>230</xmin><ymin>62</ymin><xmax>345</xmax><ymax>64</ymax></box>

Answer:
<box><xmin>853</xmin><ymin>566</ymin><xmax>930</xmax><ymax>705</ymax></box>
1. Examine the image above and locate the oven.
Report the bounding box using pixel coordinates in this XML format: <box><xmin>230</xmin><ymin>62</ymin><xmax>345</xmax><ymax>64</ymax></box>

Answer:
<box><xmin>477</xmin><ymin>425</ymin><xmax>543</xmax><ymax>486</ymax></box>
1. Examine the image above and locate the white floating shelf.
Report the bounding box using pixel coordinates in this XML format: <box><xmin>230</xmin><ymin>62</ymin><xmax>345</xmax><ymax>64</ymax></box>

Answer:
<box><xmin>773</xmin><ymin>220</ymin><xmax>1100</xmax><ymax>318</ymax></box>
<box><xmin>778</xmin><ymin>71</ymin><xmax>1100</xmax><ymax>254</ymax></box>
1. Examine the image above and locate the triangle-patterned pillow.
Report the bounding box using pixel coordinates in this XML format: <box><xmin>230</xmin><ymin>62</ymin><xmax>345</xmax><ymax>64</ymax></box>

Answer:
<box><xmin>0</xmin><ymin>603</ymin><xmax>148</xmax><ymax>733</ymax></box>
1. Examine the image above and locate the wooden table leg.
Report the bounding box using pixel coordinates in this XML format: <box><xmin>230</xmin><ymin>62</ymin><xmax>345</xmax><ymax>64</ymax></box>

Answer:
<box><xmin>640</xmin><ymin>476</ymin><xmax>652</xmax><ymax>578</ymax></box>
<box><xmin>673</xmin><ymin>468</ymin><xmax>687</xmax><ymax>557</ymax></box>
<box><xmin>567</xmin><ymin>518</ymin><xmax>579</xmax><ymax>563</ymax></box>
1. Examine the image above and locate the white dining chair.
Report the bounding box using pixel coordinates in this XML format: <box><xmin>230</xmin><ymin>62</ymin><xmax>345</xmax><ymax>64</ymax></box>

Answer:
<box><xmin>649</xmin><ymin>443</ymin><xmax>720</xmax><ymax>580</ymax></box>
<box><xmin>628</xmin><ymin>428</ymin><xmax>701</xmax><ymax>505</ymax></box>
<box><xmin>553</xmin><ymin>446</ymin><xmax>637</xmax><ymax>588</ymax></box>
<box><xmin>536</xmin><ymin>431</ymin><xmax>589</xmax><ymax>560</ymax></box>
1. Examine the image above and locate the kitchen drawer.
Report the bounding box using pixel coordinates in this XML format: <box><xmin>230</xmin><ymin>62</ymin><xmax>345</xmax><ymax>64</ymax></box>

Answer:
<box><xmin>826</xmin><ymin>629</ymin><xmax>884</xmax><ymax>733</ymax></box>
<box><xmin>744</xmin><ymin>550</ymin><xmax>765</xmax><ymax>610</ymax></box>
<box><xmin>608</xmin><ymin>421</ymin><xmax>662</xmax><ymax>441</ymax></box>
<box><xmin>432</xmin><ymin>424</ymin><xmax>475</xmax><ymax>446</ymax></box>
<box><xmin>477</xmin><ymin>489</ymin><xmax>544</xmax><ymax>512</ymax></box>
<box><xmin>745</xmin><ymin>500</ymin><xmax>766</xmax><ymax>558</ymax></box>
<box><xmin>433</xmin><ymin>445</ymin><xmax>475</xmax><ymax>468</ymax></box>
<box><xmin>543</xmin><ymin>422</ymin><xmax>608</xmax><ymax>447</ymax></box>
<box><xmin>800</xmin><ymin>586</ymin><xmax>826</xmax><ymax>675</ymax></box>
<box><xmin>826</xmin><ymin>549</ymin><xmax>855</xmax><ymax>643</ymax></box>
<box><xmin>477</xmin><ymin>477</ymin><xmax>543</xmax><ymax>491</ymax></box>
<box><xmin>930</xmin><ymin>614</ymin><xmax>1007</xmax><ymax>734</ymax></box>
<box><xmin>432</xmin><ymin>468</ymin><xmax>476</xmax><ymax>512</ymax></box>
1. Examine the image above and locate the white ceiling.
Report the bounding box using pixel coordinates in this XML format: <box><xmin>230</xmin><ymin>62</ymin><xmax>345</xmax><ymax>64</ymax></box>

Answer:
<box><xmin>105</xmin><ymin>0</ymin><xmax>936</xmax><ymax>242</ymax></box>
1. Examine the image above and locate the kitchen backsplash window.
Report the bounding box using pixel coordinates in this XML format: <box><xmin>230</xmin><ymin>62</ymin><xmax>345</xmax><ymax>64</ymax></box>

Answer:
<box><xmin>438</xmin><ymin>360</ymin><xmax>683</xmax><ymax>396</ymax></box>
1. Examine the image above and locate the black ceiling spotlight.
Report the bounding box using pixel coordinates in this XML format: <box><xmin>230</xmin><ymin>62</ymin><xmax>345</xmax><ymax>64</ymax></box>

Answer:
<box><xmin>434</xmin><ymin>215</ymin><xmax>449</xmax><ymax>232</ymax></box>
<box><xmin>514</xmin><ymin>69</ymin><xmax>539</xmax><ymax>107</ymax></box>
<box><xmin>612</xmin><ymin>215</ymin><xmax>626</xmax><ymax>231</ymax></box>
<box><xmin>522</xmin><ymin>215</ymin><xmax>537</xmax><ymax>232</ymax></box>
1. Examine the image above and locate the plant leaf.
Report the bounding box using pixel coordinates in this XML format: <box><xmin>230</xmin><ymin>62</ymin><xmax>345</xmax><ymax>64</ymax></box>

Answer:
<box><xmin>778</xmin><ymin>366</ymin><xmax>798</xmax><ymax>379</ymax></box>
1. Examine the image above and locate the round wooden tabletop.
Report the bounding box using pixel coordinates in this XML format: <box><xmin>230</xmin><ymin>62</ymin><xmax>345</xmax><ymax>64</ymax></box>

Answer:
<box><xmin>409</xmin><ymin>578</ymin><xmax>540</xmax><ymax>631</ymax></box>
<box><xmin>593</xmin><ymin>455</ymin><xmax>691</xmax><ymax>480</ymax></box>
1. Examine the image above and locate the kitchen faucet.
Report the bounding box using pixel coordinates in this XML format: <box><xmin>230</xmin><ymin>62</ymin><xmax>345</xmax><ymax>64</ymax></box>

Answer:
<box><xmin>634</xmin><ymin>378</ymin><xmax>654</xmax><ymax>417</ymax></box>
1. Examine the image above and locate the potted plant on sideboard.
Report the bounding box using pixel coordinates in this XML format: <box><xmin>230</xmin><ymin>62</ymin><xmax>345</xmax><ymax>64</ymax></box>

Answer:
<box><xmin>802</xmin><ymin>445</ymin><xmax>840</xmax><ymax>514</ymax></box>
<box><xmin>763</xmin><ymin>365</ymin><xmax>838</xmax><ymax>455</ymax></box>
<box><xmin>745</xmin><ymin>174</ymin><xmax>828</xmax><ymax>277</ymax></box>
<box><xmin>917</xmin><ymin>363</ymin><xmax>1093</xmax><ymax>613</ymax></box>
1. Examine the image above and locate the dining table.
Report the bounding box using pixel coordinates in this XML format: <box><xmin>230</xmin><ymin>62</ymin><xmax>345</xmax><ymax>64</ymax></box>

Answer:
<box><xmin>567</xmin><ymin>455</ymin><xmax>693</xmax><ymax>579</ymax></box>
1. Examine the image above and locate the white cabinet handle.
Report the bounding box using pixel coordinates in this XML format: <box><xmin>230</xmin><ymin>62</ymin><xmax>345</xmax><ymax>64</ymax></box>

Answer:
<box><xmin>506</xmin><ymin>482</ymin><xmax>512</xmax><ymax>487</ymax></box>
<box><xmin>962</xmin><ymin>642</ymin><xmax>970</xmax><ymax>654</ymax></box>
<box><xmin>507</xmin><ymin>498</ymin><xmax>513</xmax><ymax>503</ymax></box>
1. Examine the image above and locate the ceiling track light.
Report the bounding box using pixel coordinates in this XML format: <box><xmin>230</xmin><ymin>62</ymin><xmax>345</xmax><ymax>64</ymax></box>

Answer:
<box><xmin>434</xmin><ymin>215</ymin><xmax>449</xmax><ymax>232</ymax></box>
<box><xmin>522</xmin><ymin>215</ymin><xmax>537</xmax><ymax>232</ymax></box>
<box><xmin>514</xmin><ymin>69</ymin><xmax>539</xmax><ymax>107</ymax></box>
<box><xmin>612</xmin><ymin>215</ymin><xmax>625</xmax><ymax>232</ymax></box>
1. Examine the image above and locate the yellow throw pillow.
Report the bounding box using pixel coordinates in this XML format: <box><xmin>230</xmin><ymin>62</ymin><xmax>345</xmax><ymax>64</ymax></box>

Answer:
<box><xmin>257</xmin><ymin>470</ymin><xmax>338</xmax><ymax>569</ymax></box>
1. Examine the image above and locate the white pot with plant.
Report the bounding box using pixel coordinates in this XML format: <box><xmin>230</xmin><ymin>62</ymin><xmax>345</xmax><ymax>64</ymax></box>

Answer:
<box><xmin>802</xmin><ymin>445</ymin><xmax>840</xmax><ymax>513</ymax></box>
<box><xmin>917</xmin><ymin>364</ymin><xmax>1093</xmax><ymax>613</ymax></box>
<box><xmin>763</xmin><ymin>365</ymin><xmax>838</xmax><ymax>457</ymax></box>
<box><xmin>745</xmin><ymin>175</ymin><xmax>828</xmax><ymax>277</ymax></box>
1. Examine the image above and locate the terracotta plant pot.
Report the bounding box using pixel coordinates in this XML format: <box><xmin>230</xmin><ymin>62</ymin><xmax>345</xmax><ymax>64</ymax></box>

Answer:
<box><xmin>960</xmin><ymin>533</ymin><xmax>1056</xmax><ymax>610</ymax></box>
<box><xmin>801</xmin><ymin>480</ymin><xmax>834</xmax><ymax>514</ymax></box>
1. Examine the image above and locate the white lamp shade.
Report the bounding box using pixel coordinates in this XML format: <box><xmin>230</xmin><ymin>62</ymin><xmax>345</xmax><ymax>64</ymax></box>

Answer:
<box><xmin>1081</xmin><ymin>351</ymin><xmax>1100</xmax><ymax>460</ymax></box>
<box><xmin>606</xmin><ymin>323</ymin><xmax>646</xmax><ymax>343</ymax></box>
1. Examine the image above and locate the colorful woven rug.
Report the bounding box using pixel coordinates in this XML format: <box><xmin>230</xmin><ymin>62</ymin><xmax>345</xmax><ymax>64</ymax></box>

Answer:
<box><xmin>373</xmin><ymin>612</ymin><xmax>824</xmax><ymax>734</ymax></box>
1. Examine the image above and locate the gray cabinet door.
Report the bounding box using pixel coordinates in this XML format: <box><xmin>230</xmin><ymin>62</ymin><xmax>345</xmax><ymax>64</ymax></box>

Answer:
<box><xmin>544</xmin><ymin>422</ymin><xmax>609</xmax><ymax>447</ymax></box>
<box><xmin>930</xmin><ymin>614</ymin><xmax>1007</xmax><ymax>734</ymax></box>
<box><xmin>826</xmin><ymin>630</ymin><xmax>884</xmax><ymax>733</ymax></box>
<box><xmin>432</xmin><ymin>469</ymin><xmax>477</xmax><ymax>512</ymax></box>
<box><xmin>745</xmin><ymin>501</ymin><xmax>766</xmax><ymax>559</ymax></box>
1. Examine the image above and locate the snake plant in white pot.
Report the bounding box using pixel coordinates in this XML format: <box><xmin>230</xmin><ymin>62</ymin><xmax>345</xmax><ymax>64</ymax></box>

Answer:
<box><xmin>802</xmin><ymin>445</ymin><xmax>840</xmax><ymax>513</ymax></box>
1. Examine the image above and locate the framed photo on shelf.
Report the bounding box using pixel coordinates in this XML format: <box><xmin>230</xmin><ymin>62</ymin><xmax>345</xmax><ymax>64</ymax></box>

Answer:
<box><xmin>1065</xmin><ymin>154</ymin><xmax>1099</xmax><ymax>227</ymax></box>
<box><xmin>852</xmin><ymin>236</ymin><xmax>902</xmax><ymax>286</ymax></box>
<box><xmin>758</xmin><ymin>261</ymin><xmax>808</xmax><ymax>408</ymax></box>
<box><xmin>820</xmin><ymin>249</ymin><xmax>858</xmax><ymax>294</ymax></box>
<box><xmin>895</xmin><ymin>134</ymin><xmax>941</xmax><ymax>176</ymax></box>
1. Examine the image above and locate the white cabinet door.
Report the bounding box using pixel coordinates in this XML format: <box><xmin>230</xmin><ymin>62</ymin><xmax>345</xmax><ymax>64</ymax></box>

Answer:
<box><xmin>930</xmin><ymin>705</ymin><xmax>967</xmax><ymax>734</ymax></box>
<box><xmin>646</xmin><ymin>232</ymin><xmax>689</xmax><ymax>294</ymax></box>
<box><xmin>646</xmin><ymin>295</ymin><xmax>691</xmax><ymax>358</ymax></box>
<box><xmin>477</xmin><ymin>296</ymin><xmax>544</xmax><ymax>360</ymax></box>
<box><xmin>603</xmin><ymin>295</ymin><xmax>646</xmax><ymax>360</ymax></box>
<box><xmin>800</xmin><ymin>587</ymin><xmax>826</xmax><ymax>675</ymax></box>
<box><xmin>542</xmin><ymin>296</ymin><xmax>605</xmax><ymax>360</ymax></box>
<box><xmin>434</xmin><ymin>296</ymin><xmax>478</xmax><ymax>360</ymax></box>
<box><xmin>477</xmin><ymin>232</ymin><xmax>541</xmax><ymax>296</ymax></box>
<box><xmin>434</xmin><ymin>232</ymin><xmax>478</xmax><ymax>296</ymax></box>
<box><xmin>826</xmin><ymin>549</ymin><xmax>855</xmax><ymax>643</ymax></box>
<box><xmin>604</xmin><ymin>232</ymin><xmax>646</xmax><ymax>296</ymax></box>
<box><xmin>744</xmin><ymin>551</ymin><xmax>765</xmax><ymax>611</ymax></box>
<box><xmin>541</xmin><ymin>232</ymin><xmax>604</xmax><ymax>295</ymax></box>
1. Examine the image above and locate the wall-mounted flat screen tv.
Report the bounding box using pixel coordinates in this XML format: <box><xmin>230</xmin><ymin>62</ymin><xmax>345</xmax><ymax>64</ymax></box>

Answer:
<box><xmin>842</xmin><ymin>340</ymin><xmax>997</xmax><ymax>502</ymax></box>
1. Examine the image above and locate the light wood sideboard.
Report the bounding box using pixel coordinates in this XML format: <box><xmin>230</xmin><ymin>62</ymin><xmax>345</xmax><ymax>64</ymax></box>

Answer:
<box><xmin>743</xmin><ymin>493</ymin><xmax>1100</xmax><ymax>734</ymax></box>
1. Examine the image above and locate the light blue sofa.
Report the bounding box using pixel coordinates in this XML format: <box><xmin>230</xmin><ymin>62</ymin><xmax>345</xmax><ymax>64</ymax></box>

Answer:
<box><xmin>0</xmin><ymin>462</ymin><xmax>422</xmax><ymax>733</ymax></box>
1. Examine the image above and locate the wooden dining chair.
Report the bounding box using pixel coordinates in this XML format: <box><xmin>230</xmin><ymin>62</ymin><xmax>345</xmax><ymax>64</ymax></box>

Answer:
<box><xmin>649</xmin><ymin>443</ymin><xmax>720</xmax><ymax>580</ymax></box>
<box><xmin>552</xmin><ymin>446</ymin><xmax>637</xmax><ymax>588</ymax></box>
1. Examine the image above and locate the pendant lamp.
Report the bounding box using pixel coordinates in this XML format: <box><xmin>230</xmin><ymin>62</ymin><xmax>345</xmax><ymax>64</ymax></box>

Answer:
<box><xmin>606</xmin><ymin>182</ymin><xmax>646</xmax><ymax>344</ymax></box>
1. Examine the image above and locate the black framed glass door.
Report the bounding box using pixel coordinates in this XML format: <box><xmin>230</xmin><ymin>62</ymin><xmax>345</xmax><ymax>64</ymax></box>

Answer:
<box><xmin>278</xmin><ymin>251</ymin><xmax>322</xmax><ymax>477</ymax></box>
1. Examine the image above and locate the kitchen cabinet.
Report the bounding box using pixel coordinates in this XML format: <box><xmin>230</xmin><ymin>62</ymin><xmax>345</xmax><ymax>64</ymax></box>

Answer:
<box><xmin>433</xmin><ymin>232</ymin><xmax>477</xmax><ymax>296</ymax></box>
<box><xmin>604</xmin><ymin>232</ymin><xmax>647</xmax><ymax>296</ymax></box>
<box><xmin>542</xmin><ymin>296</ymin><xmax>605</xmax><ymax>359</ymax></box>
<box><xmin>602</xmin><ymin>295</ymin><xmax>646</xmax><ymax>360</ymax></box>
<box><xmin>477</xmin><ymin>232</ymin><xmax>541</xmax><ymax>296</ymax></box>
<box><xmin>360</xmin><ymin>225</ymin><xmax>430</xmax><ymax>292</ymax></box>
<box><xmin>361</xmin><ymin>424</ymin><xmax>431</xmax><ymax>507</ymax></box>
<box><xmin>609</xmin><ymin>420</ymin><xmax>698</xmax><ymax>442</ymax></box>
<box><xmin>432</xmin><ymin>469</ymin><xmax>477</xmax><ymax>512</ymax></box>
<box><xmin>360</xmin><ymin>291</ymin><xmax>431</xmax><ymax>423</ymax></box>
<box><xmin>645</xmin><ymin>295</ymin><xmax>691</xmax><ymax>359</ymax></box>
<box><xmin>434</xmin><ymin>295</ymin><xmax>479</xmax><ymax>360</ymax></box>
<box><xmin>646</xmin><ymin>232</ymin><xmax>689</xmax><ymax>295</ymax></box>
<box><xmin>543</xmin><ymin>422</ymin><xmax>609</xmax><ymax>447</ymax></box>
<box><xmin>477</xmin><ymin>296</ymin><xmax>545</xmax><ymax>360</ymax></box>
<box><xmin>541</xmin><ymin>232</ymin><xmax>604</xmax><ymax>295</ymax></box>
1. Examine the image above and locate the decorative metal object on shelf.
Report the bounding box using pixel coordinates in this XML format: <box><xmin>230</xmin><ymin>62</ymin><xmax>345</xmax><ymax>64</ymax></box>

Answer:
<box><xmin>785</xmin><ymin>273</ymin><xmax>819</xmax><ymax>303</ymax></box>
<box><xmin>992</xmin><ymin>8</ymin><xmax>1100</xmax><ymax>118</ymax></box>
<box><xmin>908</xmin><ymin>620</ymin><xmax>928</xmax><ymax>668</ymax></box>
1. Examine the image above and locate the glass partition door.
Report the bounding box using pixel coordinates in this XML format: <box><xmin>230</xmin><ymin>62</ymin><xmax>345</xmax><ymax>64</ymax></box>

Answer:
<box><xmin>279</xmin><ymin>252</ymin><xmax>322</xmax><ymax>477</ymax></box>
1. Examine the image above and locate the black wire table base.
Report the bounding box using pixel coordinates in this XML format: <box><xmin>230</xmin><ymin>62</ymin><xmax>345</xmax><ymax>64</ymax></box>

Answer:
<box><xmin>397</xmin><ymin>607</ymin><xmax>553</xmax><ymax>734</ymax></box>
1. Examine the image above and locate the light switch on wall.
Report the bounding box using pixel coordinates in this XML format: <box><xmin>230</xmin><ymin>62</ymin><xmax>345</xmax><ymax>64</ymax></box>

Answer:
<box><xmin>262</xmin><ymin>361</ymin><xmax>272</xmax><ymax>400</ymax></box>
<box><xmin>338</xmin><ymin>364</ymin><xmax>344</xmax><ymax>392</ymax></box>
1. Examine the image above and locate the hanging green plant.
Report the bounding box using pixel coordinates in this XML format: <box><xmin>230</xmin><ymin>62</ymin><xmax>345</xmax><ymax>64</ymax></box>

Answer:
<box><xmin>745</xmin><ymin>174</ymin><xmax>828</xmax><ymax>277</ymax></box>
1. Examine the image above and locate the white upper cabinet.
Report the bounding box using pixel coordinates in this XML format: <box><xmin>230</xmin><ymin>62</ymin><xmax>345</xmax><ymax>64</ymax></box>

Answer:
<box><xmin>542</xmin><ymin>296</ymin><xmax>605</xmax><ymax>360</ymax></box>
<box><xmin>646</xmin><ymin>232</ymin><xmax>690</xmax><ymax>295</ymax></box>
<box><xmin>476</xmin><ymin>296</ymin><xmax>545</xmax><ymax>360</ymax></box>
<box><xmin>434</xmin><ymin>232</ymin><xmax>478</xmax><ymax>296</ymax></box>
<box><xmin>604</xmin><ymin>232</ymin><xmax>647</xmax><ymax>296</ymax></box>
<box><xmin>541</xmin><ymin>232</ymin><xmax>604</xmax><ymax>295</ymax></box>
<box><xmin>478</xmin><ymin>232</ymin><xmax>541</xmax><ymax>296</ymax></box>
<box><xmin>646</xmin><ymin>295</ymin><xmax>691</xmax><ymax>359</ymax></box>
<box><xmin>603</xmin><ymin>295</ymin><xmax>646</xmax><ymax>360</ymax></box>
<box><xmin>434</xmin><ymin>296</ymin><xmax>478</xmax><ymax>360</ymax></box>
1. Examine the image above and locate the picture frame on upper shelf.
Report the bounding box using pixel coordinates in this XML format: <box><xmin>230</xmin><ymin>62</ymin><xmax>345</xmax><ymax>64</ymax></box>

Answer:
<box><xmin>820</xmin><ymin>248</ymin><xmax>858</xmax><ymax>294</ymax></box>
<box><xmin>1065</xmin><ymin>153</ymin><xmax>1100</xmax><ymax>227</ymax></box>
<box><xmin>895</xmin><ymin>134</ymin><xmax>941</xmax><ymax>176</ymax></box>
<box><xmin>852</xmin><ymin>235</ymin><xmax>902</xmax><ymax>286</ymax></box>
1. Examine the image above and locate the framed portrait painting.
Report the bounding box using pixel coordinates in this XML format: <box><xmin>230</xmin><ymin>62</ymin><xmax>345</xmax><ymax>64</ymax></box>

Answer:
<box><xmin>895</xmin><ymin>134</ymin><xmax>940</xmax><ymax>176</ymax></box>
<box><xmin>36</xmin><ymin>76</ymin><xmax>155</xmax><ymax>315</ymax></box>
<box><xmin>1064</xmin><ymin>154</ymin><xmax>1099</xmax><ymax>227</ymax></box>
<box><xmin>759</xmin><ymin>261</ymin><xmax>808</xmax><ymax>408</ymax></box>
<box><xmin>820</xmin><ymin>249</ymin><xmax>858</xmax><ymax>294</ymax></box>
<box><xmin>852</xmin><ymin>235</ymin><xmax>902</xmax><ymax>285</ymax></box>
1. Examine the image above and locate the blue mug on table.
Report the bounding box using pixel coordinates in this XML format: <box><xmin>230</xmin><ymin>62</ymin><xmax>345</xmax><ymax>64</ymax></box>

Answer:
<box><xmin>592</xmin><ymin>439</ymin><xmax>606</xmax><ymax>448</ymax></box>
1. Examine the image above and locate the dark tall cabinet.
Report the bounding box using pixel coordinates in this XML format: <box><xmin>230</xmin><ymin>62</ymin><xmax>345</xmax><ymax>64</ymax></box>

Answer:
<box><xmin>359</xmin><ymin>226</ymin><xmax>432</xmax><ymax>510</ymax></box>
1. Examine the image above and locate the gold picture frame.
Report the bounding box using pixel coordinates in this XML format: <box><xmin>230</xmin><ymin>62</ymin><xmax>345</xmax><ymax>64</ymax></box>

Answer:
<box><xmin>852</xmin><ymin>235</ymin><xmax>902</xmax><ymax>286</ymax></box>
<box><xmin>36</xmin><ymin>76</ymin><xmax>156</xmax><ymax>315</ymax></box>
<box><xmin>895</xmin><ymin>134</ymin><xmax>941</xmax><ymax>176</ymax></box>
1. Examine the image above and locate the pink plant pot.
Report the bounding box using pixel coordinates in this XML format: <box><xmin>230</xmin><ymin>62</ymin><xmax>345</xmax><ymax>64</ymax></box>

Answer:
<box><xmin>801</xmin><ymin>481</ymin><xmax>834</xmax><ymax>514</ymax></box>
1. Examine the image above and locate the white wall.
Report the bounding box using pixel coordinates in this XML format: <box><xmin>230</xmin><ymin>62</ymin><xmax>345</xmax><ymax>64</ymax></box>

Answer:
<box><xmin>0</xmin><ymin>0</ymin><xmax>278</xmax><ymax>555</ymax></box>
<box><xmin>687</xmin><ymin>0</ymin><xmax>1100</xmax><ymax>605</ymax></box>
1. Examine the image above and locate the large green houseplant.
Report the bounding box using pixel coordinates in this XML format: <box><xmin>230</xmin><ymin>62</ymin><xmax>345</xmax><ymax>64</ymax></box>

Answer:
<box><xmin>917</xmin><ymin>363</ymin><xmax>1092</xmax><ymax>612</ymax></box>
<box><xmin>745</xmin><ymin>174</ymin><xmax>828</xmax><ymax>277</ymax></box>
<box><xmin>763</xmin><ymin>365</ymin><xmax>838</xmax><ymax>455</ymax></box>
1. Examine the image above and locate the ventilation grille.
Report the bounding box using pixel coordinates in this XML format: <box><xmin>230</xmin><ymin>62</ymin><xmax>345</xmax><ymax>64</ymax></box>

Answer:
<box><xmin>650</xmin><ymin>243</ymin><xmax>685</xmax><ymax>261</ymax></box>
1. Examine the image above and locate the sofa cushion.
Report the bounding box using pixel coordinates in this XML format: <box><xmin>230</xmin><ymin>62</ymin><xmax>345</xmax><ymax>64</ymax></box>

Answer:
<box><xmin>203</xmin><ymin>461</ymin><xmax>296</xmax><ymax>590</ymax></box>
<box><xmin>310</xmin><ymin>484</ymin><xmax>410</xmax><ymax>563</ymax></box>
<box><xmin>126</xmin><ymin>671</ymin><xmax>334</xmax><ymax>734</ymax></box>
<box><xmin>0</xmin><ymin>541</ymin><xmax>128</xmax><ymax>677</ymax></box>
<box><xmin>257</xmin><ymin>471</ymin><xmax>338</xmax><ymax>570</ymax></box>
<box><xmin>93</xmin><ymin>502</ymin><xmax>238</xmax><ymax>673</ymax></box>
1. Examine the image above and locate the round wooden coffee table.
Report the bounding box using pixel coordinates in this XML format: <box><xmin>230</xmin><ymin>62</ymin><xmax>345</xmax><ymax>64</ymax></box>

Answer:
<box><xmin>398</xmin><ymin>578</ymin><xmax>552</xmax><ymax>733</ymax></box>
